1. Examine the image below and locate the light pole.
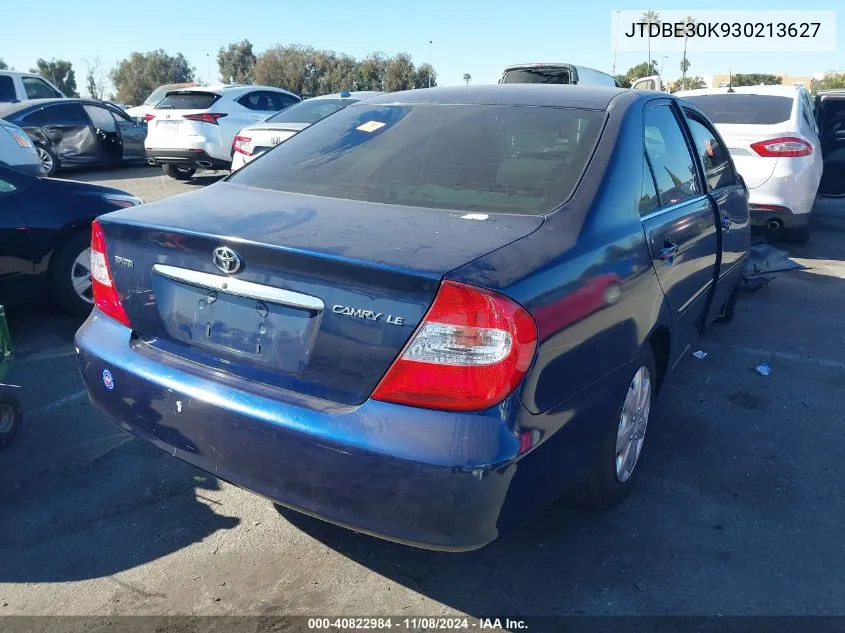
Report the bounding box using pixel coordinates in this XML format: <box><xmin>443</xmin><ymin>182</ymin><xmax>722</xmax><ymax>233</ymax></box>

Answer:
<box><xmin>612</xmin><ymin>10</ymin><xmax>621</xmax><ymax>75</ymax></box>
<box><xmin>660</xmin><ymin>55</ymin><xmax>668</xmax><ymax>78</ymax></box>
<box><xmin>428</xmin><ymin>40</ymin><xmax>432</xmax><ymax>88</ymax></box>
<box><xmin>206</xmin><ymin>53</ymin><xmax>211</xmax><ymax>85</ymax></box>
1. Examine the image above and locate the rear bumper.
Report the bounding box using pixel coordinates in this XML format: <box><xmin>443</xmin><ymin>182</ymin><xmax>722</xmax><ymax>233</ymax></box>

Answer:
<box><xmin>145</xmin><ymin>149</ymin><xmax>230</xmax><ymax>170</ymax></box>
<box><xmin>748</xmin><ymin>203</ymin><xmax>810</xmax><ymax>229</ymax></box>
<box><xmin>75</xmin><ymin>310</ymin><xmax>529</xmax><ymax>551</ymax></box>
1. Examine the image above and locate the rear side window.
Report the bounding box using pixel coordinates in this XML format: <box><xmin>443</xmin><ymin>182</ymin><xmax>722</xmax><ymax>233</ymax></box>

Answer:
<box><xmin>0</xmin><ymin>76</ymin><xmax>16</xmax><ymax>102</ymax></box>
<box><xmin>156</xmin><ymin>92</ymin><xmax>220</xmax><ymax>110</ymax></box>
<box><xmin>500</xmin><ymin>67</ymin><xmax>572</xmax><ymax>85</ymax></box>
<box><xmin>22</xmin><ymin>76</ymin><xmax>61</xmax><ymax>99</ymax></box>
<box><xmin>238</xmin><ymin>91</ymin><xmax>288</xmax><ymax>112</ymax></box>
<box><xmin>644</xmin><ymin>105</ymin><xmax>699</xmax><ymax>205</ymax></box>
<box><xmin>640</xmin><ymin>155</ymin><xmax>660</xmax><ymax>215</ymax></box>
<box><xmin>683</xmin><ymin>109</ymin><xmax>736</xmax><ymax>191</ymax></box>
<box><xmin>231</xmin><ymin>103</ymin><xmax>604</xmax><ymax>215</ymax></box>
<box><xmin>83</xmin><ymin>105</ymin><xmax>117</xmax><ymax>132</ymax></box>
<box><xmin>683</xmin><ymin>94</ymin><xmax>793</xmax><ymax>125</ymax></box>
<box><xmin>20</xmin><ymin>109</ymin><xmax>46</xmax><ymax>126</ymax></box>
<box><xmin>45</xmin><ymin>103</ymin><xmax>89</xmax><ymax>125</ymax></box>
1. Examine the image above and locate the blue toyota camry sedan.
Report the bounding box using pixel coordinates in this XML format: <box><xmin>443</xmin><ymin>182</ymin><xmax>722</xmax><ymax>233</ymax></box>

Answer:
<box><xmin>75</xmin><ymin>85</ymin><xmax>750</xmax><ymax>550</ymax></box>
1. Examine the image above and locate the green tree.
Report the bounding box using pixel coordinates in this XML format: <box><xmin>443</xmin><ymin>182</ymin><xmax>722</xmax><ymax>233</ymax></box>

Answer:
<box><xmin>31</xmin><ymin>58</ymin><xmax>78</xmax><ymax>97</ymax></box>
<box><xmin>670</xmin><ymin>76</ymin><xmax>706</xmax><ymax>91</ymax></box>
<box><xmin>319</xmin><ymin>53</ymin><xmax>358</xmax><ymax>93</ymax></box>
<box><xmin>679</xmin><ymin>16</ymin><xmax>695</xmax><ymax>88</ymax></box>
<box><xmin>463</xmin><ymin>73</ymin><xmax>471</xmax><ymax>86</ymax></box>
<box><xmin>614</xmin><ymin>74</ymin><xmax>630</xmax><ymax>88</ymax></box>
<box><xmin>217</xmin><ymin>39</ymin><xmax>256</xmax><ymax>84</ymax></box>
<box><xmin>355</xmin><ymin>52</ymin><xmax>388</xmax><ymax>91</ymax></box>
<box><xmin>818</xmin><ymin>72</ymin><xmax>845</xmax><ymax>91</ymax></box>
<box><xmin>254</xmin><ymin>44</ymin><xmax>312</xmax><ymax>95</ymax></box>
<box><xmin>639</xmin><ymin>10</ymin><xmax>661</xmax><ymax>71</ymax></box>
<box><xmin>0</xmin><ymin>58</ymin><xmax>7</xmax><ymax>70</ymax></box>
<box><xmin>731</xmin><ymin>73</ymin><xmax>782</xmax><ymax>87</ymax></box>
<box><xmin>110</xmin><ymin>50</ymin><xmax>194</xmax><ymax>105</ymax></box>
<box><xmin>415</xmin><ymin>63</ymin><xmax>437</xmax><ymax>89</ymax></box>
<box><xmin>384</xmin><ymin>52</ymin><xmax>417</xmax><ymax>92</ymax></box>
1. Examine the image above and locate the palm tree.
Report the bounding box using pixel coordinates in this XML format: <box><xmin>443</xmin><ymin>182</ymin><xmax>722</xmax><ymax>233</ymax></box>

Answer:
<box><xmin>681</xmin><ymin>16</ymin><xmax>695</xmax><ymax>89</ymax></box>
<box><xmin>639</xmin><ymin>10</ymin><xmax>661</xmax><ymax>72</ymax></box>
<box><xmin>463</xmin><ymin>73</ymin><xmax>471</xmax><ymax>86</ymax></box>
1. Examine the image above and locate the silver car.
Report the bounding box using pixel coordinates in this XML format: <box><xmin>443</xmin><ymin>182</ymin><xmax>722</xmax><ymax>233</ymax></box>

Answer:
<box><xmin>0</xmin><ymin>119</ymin><xmax>42</xmax><ymax>177</ymax></box>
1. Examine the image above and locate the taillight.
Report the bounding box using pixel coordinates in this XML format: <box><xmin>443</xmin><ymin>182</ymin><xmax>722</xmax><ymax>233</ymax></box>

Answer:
<box><xmin>90</xmin><ymin>220</ymin><xmax>130</xmax><ymax>327</ymax></box>
<box><xmin>232</xmin><ymin>135</ymin><xmax>252</xmax><ymax>156</ymax></box>
<box><xmin>183</xmin><ymin>112</ymin><xmax>228</xmax><ymax>125</ymax></box>
<box><xmin>143</xmin><ymin>114</ymin><xmax>155</xmax><ymax>121</ymax></box>
<box><xmin>750</xmin><ymin>137</ymin><xmax>813</xmax><ymax>158</ymax></box>
<box><xmin>371</xmin><ymin>280</ymin><xmax>537</xmax><ymax>412</ymax></box>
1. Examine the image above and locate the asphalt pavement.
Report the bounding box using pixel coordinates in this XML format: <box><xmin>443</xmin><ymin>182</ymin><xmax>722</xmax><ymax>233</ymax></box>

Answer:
<box><xmin>1</xmin><ymin>165</ymin><xmax>844</xmax><ymax>618</ymax></box>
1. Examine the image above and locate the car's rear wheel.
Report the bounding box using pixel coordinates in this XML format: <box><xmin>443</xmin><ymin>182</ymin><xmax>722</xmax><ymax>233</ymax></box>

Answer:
<box><xmin>50</xmin><ymin>231</ymin><xmax>95</xmax><ymax>317</ymax></box>
<box><xmin>572</xmin><ymin>345</ymin><xmax>656</xmax><ymax>508</ymax></box>
<box><xmin>162</xmin><ymin>164</ymin><xmax>196</xmax><ymax>180</ymax></box>
<box><xmin>0</xmin><ymin>393</ymin><xmax>23</xmax><ymax>449</ymax></box>
<box><xmin>35</xmin><ymin>145</ymin><xmax>59</xmax><ymax>176</ymax></box>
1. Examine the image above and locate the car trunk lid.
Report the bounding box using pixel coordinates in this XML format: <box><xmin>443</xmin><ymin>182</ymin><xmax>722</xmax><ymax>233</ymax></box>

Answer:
<box><xmin>98</xmin><ymin>182</ymin><xmax>543</xmax><ymax>405</ymax></box>
<box><xmin>714</xmin><ymin>123</ymin><xmax>790</xmax><ymax>188</ymax></box>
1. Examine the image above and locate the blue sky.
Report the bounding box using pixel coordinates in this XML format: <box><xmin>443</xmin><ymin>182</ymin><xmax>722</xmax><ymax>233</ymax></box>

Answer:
<box><xmin>2</xmin><ymin>0</ymin><xmax>842</xmax><ymax>92</ymax></box>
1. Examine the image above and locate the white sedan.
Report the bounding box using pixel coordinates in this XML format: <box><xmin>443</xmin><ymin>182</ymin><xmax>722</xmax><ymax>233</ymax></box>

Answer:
<box><xmin>230</xmin><ymin>91</ymin><xmax>383</xmax><ymax>171</ymax></box>
<box><xmin>677</xmin><ymin>85</ymin><xmax>823</xmax><ymax>243</ymax></box>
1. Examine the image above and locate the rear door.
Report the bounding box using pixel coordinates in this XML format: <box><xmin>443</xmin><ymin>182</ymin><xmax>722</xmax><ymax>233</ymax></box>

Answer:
<box><xmin>41</xmin><ymin>102</ymin><xmax>100</xmax><ymax>166</ymax></box>
<box><xmin>82</xmin><ymin>103</ymin><xmax>122</xmax><ymax>165</ymax></box>
<box><xmin>640</xmin><ymin>100</ymin><xmax>719</xmax><ymax>346</ymax></box>
<box><xmin>681</xmin><ymin>106</ymin><xmax>750</xmax><ymax>321</ymax></box>
<box><xmin>816</xmin><ymin>93</ymin><xmax>845</xmax><ymax>196</ymax></box>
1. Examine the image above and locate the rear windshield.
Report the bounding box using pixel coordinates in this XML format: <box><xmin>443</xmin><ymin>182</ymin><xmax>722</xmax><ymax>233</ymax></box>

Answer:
<box><xmin>265</xmin><ymin>98</ymin><xmax>356</xmax><ymax>125</ymax></box>
<box><xmin>501</xmin><ymin>67</ymin><xmax>572</xmax><ymax>85</ymax></box>
<box><xmin>156</xmin><ymin>91</ymin><xmax>220</xmax><ymax>110</ymax></box>
<box><xmin>683</xmin><ymin>94</ymin><xmax>794</xmax><ymax>125</ymax></box>
<box><xmin>230</xmin><ymin>103</ymin><xmax>604</xmax><ymax>215</ymax></box>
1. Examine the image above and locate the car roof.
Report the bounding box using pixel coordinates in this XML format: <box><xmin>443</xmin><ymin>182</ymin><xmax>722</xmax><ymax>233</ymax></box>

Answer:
<box><xmin>167</xmin><ymin>84</ymin><xmax>300</xmax><ymax>98</ymax></box>
<box><xmin>0</xmin><ymin>70</ymin><xmax>45</xmax><ymax>78</ymax></box>
<box><xmin>311</xmin><ymin>91</ymin><xmax>383</xmax><ymax>101</ymax></box>
<box><xmin>675</xmin><ymin>85</ymin><xmax>801</xmax><ymax>98</ymax></box>
<box><xmin>360</xmin><ymin>84</ymin><xmax>629</xmax><ymax>110</ymax></box>
<box><xmin>0</xmin><ymin>98</ymin><xmax>123</xmax><ymax>118</ymax></box>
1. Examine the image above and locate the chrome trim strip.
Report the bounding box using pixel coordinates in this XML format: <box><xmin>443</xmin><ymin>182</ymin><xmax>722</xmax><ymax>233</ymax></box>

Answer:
<box><xmin>152</xmin><ymin>264</ymin><xmax>324</xmax><ymax>312</ymax></box>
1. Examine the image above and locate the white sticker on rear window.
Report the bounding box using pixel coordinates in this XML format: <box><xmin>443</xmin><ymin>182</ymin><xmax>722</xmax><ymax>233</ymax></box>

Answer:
<box><xmin>356</xmin><ymin>120</ymin><xmax>386</xmax><ymax>133</ymax></box>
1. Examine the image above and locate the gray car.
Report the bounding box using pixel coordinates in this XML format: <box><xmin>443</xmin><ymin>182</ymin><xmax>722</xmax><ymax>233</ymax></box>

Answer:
<box><xmin>0</xmin><ymin>119</ymin><xmax>42</xmax><ymax>177</ymax></box>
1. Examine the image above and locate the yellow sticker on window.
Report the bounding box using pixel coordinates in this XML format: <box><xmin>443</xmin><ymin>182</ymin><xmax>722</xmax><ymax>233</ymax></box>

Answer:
<box><xmin>356</xmin><ymin>120</ymin><xmax>386</xmax><ymax>133</ymax></box>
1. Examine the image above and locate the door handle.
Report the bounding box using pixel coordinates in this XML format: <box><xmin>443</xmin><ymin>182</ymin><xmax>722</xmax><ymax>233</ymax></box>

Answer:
<box><xmin>657</xmin><ymin>242</ymin><xmax>679</xmax><ymax>260</ymax></box>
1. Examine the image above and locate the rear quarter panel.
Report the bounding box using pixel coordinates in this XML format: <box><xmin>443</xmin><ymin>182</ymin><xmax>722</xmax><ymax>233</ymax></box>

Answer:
<box><xmin>450</xmin><ymin>92</ymin><xmax>669</xmax><ymax>417</ymax></box>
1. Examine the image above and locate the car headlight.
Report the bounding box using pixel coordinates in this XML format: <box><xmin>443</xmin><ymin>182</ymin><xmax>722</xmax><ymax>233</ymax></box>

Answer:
<box><xmin>1</xmin><ymin>125</ymin><xmax>33</xmax><ymax>148</ymax></box>
<box><xmin>104</xmin><ymin>194</ymin><xmax>144</xmax><ymax>207</ymax></box>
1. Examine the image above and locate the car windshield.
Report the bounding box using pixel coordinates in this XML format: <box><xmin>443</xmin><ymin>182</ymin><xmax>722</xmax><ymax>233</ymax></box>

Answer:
<box><xmin>683</xmin><ymin>94</ymin><xmax>794</xmax><ymax>125</ymax></box>
<box><xmin>230</xmin><ymin>103</ymin><xmax>604</xmax><ymax>215</ymax></box>
<box><xmin>501</xmin><ymin>67</ymin><xmax>572</xmax><ymax>85</ymax></box>
<box><xmin>265</xmin><ymin>98</ymin><xmax>356</xmax><ymax>124</ymax></box>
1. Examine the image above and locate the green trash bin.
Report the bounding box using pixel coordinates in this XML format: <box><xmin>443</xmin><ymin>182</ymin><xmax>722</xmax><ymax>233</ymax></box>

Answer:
<box><xmin>0</xmin><ymin>305</ymin><xmax>23</xmax><ymax>448</ymax></box>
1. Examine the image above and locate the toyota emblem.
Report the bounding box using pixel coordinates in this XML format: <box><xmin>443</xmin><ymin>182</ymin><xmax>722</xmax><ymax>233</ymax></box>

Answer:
<box><xmin>213</xmin><ymin>246</ymin><xmax>241</xmax><ymax>274</ymax></box>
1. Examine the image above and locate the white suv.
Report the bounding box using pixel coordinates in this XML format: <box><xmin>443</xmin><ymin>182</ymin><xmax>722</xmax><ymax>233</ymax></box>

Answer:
<box><xmin>144</xmin><ymin>84</ymin><xmax>301</xmax><ymax>179</ymax></box>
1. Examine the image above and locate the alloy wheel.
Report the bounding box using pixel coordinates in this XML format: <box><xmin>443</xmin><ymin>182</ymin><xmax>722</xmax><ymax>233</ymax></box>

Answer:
<box><xmin>615</xmin><ymin>365</ymin><xmax>652</xmax><ymax>482</ymax></box>
<box><xmin>37</xmin><ymin>147</ymin><xmax>54</xmax><ymax>173</ymax></box>
<box><xmin>71</xmin><ymin>247</ymin><xmax>94</xmax><ymax>304</ymax></box>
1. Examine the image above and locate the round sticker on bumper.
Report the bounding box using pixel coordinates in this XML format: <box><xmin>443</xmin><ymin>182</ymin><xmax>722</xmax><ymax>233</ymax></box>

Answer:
<box><xmin>102</xmin><ymin>369</ymin><xmax>115</xmax><ymax>391</ymax></box>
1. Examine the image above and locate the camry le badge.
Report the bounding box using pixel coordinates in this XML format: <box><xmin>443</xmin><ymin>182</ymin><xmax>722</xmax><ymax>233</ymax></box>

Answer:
<box><xmin>213</xmin><ymin>246</ymin><xmax>241</xmax><ymax>274</ymax></box>
<box><xmin>332</xmin><ymin>305</ymin><xmax>404</xmax><ymax>325</ymax></box>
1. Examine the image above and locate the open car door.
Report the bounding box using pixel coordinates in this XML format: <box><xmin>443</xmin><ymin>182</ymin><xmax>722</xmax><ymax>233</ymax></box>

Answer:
<box><xmin>816</xmin><ymin>90</ymin><xmax>845</xmax><ymax>197</ymax></box>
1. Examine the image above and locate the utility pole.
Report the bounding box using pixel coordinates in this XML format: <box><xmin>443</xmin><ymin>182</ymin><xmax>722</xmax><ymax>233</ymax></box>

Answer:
<box><xmin>428</xmin><ymin>40</ymin><xmax>433</xmax><ymax>88</ymax></box>
<box><xmin>660</xmin><ymin>55</ymin><xmax>668</xmax><ymax>78</ymax></box>
<box><xmin>206</xmin><ymin>53</ymin><xmax>211</xmax><ymax>85</ymax></box>
<box><xmin>612</xmin><ymin>10</ymin><xmax>620</xmax><ymax>75</ymax></box>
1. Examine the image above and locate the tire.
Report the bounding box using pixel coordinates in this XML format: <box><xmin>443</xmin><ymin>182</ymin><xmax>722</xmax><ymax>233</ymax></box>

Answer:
<box><xmin>162</xmin><ymin>164</ymin><xmax>196</xmax><ymax>180</ymax></box>
<box><xmin>50</xmin><ymin>231</ymin><xmax>95</xmax><ymax>317</ymax></box>
<box><xmin>572</xmin><ymin>345</ymin><xmax>657</xmax><ymax>509</ymax></box>
<box><xmin>0</xmin><ymin>393</ymin><xmax>23</xmax><ymax>449</ymax></box>
<box><xmin>35</xmin><ymin>144</ymin><xmax>59</xmax><ymax>176</ymax></box>
<box><xmin>785</xmin><ymin>225</ymin><xmax>810</xmax><ymax>244</ymax></box>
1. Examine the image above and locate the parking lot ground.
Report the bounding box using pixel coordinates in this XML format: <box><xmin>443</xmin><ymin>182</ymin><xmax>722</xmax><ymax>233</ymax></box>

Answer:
<box><xmin>1</xmin><ymin>168</ymin><xmax>845</xmax><ymax>617</ymax></box>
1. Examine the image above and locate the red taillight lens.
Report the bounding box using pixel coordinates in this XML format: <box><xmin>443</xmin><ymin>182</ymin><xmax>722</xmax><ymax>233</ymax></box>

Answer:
<box><xmin>143</xmin><ymin>114</ymin><xmax>155</xmax><ymax>121</ymax></box>
<box><xmin>750</xmin><ymin>136</ymin><xmax>813</xmax><ymax>158</ymax></box>
<box><xmin>183</xmin><ymin>112</ymin><xmax>228</xmax><ymax>125</ymax></box>
<box><xmin>232</xmin><ymin>134</ymin><xmax>253</xmax><ymax>155</ymax></box>
<box><xmin>371</xmin><ymin>280</ymin><xmax>537</xmax><ymax>412</ymax></box>
<box><xmin>90</xmin><ymin>220</ymin><xmax>130</xmax><ymax>327</ymax></box>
